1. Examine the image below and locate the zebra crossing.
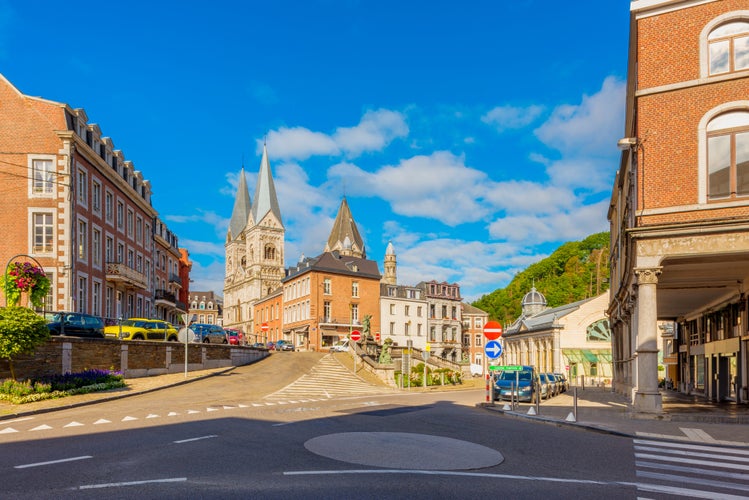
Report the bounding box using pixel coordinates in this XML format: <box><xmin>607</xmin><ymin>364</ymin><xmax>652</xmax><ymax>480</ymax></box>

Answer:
<box><xmin>263</xmin><ymin>354</ymin><xmax>395</xmax><ymax>402</ymax></box>
<box><xmin>633</xmin><ymin>438</ymin><xmax>749</xmax><ymax>499</ymax></box>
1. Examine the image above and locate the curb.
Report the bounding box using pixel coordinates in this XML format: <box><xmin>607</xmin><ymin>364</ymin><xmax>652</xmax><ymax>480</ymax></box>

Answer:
<box><xmin>0</xmin><ymin>366</ymin><xmax>235</xmax><ymax>422</ymax></box>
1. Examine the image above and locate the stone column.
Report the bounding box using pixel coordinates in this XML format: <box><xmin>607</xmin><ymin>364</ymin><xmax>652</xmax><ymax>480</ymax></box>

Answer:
<box><xmin>553</xmin><ymin>333</ymin><xmax>562</xmax><ymax>373</ymax></box>
<box><xmin>634</xmin><ymin>267</ymin><xmax>663</xmax><ymax>413</ymax></box>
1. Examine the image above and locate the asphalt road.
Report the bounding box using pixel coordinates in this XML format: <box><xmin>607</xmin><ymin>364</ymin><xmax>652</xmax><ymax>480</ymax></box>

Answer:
<box><xmin>0</xmin><ymin>353</ymin><xmax>682</xmax><ymax>498</ymax></box>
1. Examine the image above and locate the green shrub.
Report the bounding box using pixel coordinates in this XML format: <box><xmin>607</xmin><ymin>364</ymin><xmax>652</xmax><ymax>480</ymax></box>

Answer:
<box><xmin>0</xmin><ymin>369</ymin><xmax>125</xmax><ymax>404</ymax></box>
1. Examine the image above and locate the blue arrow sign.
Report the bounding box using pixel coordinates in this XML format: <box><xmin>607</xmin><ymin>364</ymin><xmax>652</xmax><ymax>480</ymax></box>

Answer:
<box><xmin>485</xmin><ymin>340</ymin><xmax>503</xmax><ymax>359</ymax></box>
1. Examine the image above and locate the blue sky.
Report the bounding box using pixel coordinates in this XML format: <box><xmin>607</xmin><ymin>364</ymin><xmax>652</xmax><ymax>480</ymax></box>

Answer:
<box><xmin>0</xmin><ymin>1</ymin><xmax>630</xmax><ymax>301</ymax></box>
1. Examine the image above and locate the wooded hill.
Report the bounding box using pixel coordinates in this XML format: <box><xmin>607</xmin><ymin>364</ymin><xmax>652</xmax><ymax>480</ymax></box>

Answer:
<box><xmin>472</xmin><ymin>232</ymin><xmax>610</xmax><ymax>324</ymax></box>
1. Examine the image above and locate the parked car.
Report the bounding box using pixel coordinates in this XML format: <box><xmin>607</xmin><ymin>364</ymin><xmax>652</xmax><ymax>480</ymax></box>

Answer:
<box><xmin>251</xmin><ymin>342</ymin><xmax>267</xmax><ymax>349</ymax></box>
<box><xmin>554</xmin><ymin>373</ymin><xmax>569</xmax><ymax>392</ymax></box>
<box><xmin>275</xmin><ymin>339</ymin><xmax>295</xmax><ymax>351</ymax></box>
<box><xmin>492</xmin><ymin>365</ymin><xmax>538</xmax><ymax>403</ymax></box>
<box><xmin>190</xmin><ymin>323</ymin><xmax>228</xmax><ymax>344</ymax></box>
<box><xmin>224</xmin><ymin>328</ymin><xmax>244</xmax><ymax>345</ymax></box>
<box><xmin>46</xmin><ymin>312</ymin><xmax>105</xmax><ymax>338</ymax></box>
<box><xmin>330</xmin><ymin>339</ymin><xmax>349</xmax><ymax>352</ymax></box>
<box><xmin>266</xmin><ymin>341</ymin><xmax>276</xmax><ymax>351</ymax></box>
<box><xmin>545</xmin><ymin>373</ymin><xmax>560</xmax><ymax>396</ymax></box>
<box><xmin>538</xmin><ymin>373</ymin><xmax>554</xmax><ymax>399</ymax></box>
<box><xmin>104</xmin><ymin>318</ymin><xmax>178</xmax><ymax>341</ymax></box>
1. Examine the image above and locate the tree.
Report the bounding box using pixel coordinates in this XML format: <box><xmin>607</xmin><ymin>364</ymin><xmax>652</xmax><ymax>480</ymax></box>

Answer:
<box><xmin>0</xmin><ymin>307</ymin><xmax>50</xmax><ymax>379</ymax></box>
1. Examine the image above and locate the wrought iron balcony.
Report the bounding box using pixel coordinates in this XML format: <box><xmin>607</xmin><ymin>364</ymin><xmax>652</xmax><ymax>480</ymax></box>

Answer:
<box><xmin>169</xmin><ymin>273</ymin><xmax>182</xmax><ymax>286</ymax></box>
<box><xmin>155</xmin><ymin>288</ymin><xmax>176</xmax><ymax>305</ymax></box>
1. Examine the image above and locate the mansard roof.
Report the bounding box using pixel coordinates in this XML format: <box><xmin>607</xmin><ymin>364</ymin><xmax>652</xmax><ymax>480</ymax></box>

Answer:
<box><xmin>283</xmin><ymin>251</ymin><xmax>381</xmax><ymax>282</ymax></box>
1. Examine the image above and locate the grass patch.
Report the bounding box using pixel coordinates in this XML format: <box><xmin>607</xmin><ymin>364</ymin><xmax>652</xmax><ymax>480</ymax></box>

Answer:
<box><xmin>0</xmin><ymin>369</ymin><xmax>126</xmax><ymax>404</ymax></box>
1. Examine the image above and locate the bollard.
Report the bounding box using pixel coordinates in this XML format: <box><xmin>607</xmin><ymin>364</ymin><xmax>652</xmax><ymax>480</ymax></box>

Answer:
<box><xmin>574</xmin><ymin>387</ymin><xmax>578</xmax><ymax>421</ymax></box>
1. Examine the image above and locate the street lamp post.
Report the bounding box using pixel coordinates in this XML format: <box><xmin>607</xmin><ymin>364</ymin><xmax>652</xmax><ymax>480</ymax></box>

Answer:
<box><xmin>182</xmin><ymin>313</ymin><xmax>198</xmax><ymax>378</ymax></box>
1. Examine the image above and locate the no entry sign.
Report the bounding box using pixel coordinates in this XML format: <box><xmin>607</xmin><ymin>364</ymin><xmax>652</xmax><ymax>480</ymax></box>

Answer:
<box><xmin>483</xmin><ymin>321</ymin><xmax>503</xmax><ymax>340</ymax></box>
<box><xmin>350</xmin><ymin>330</ymin><xmax>362</xmax><ymax>342</ymax></box>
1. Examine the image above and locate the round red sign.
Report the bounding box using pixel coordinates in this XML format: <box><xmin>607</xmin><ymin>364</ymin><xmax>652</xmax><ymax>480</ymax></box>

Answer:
<box><xmin>483</xmin><ymin>321</ymin><xmax>503</xmax><ymax>340</ymax></box>
<box><xmin>350</xmin><ymin>330</ymin><xmax>362</xmax><ymax>342</ymax></box>
<box><xmin>261</xmin><ymin>322</ymin><xmax>269</xmax><ymax>331</ymax></box>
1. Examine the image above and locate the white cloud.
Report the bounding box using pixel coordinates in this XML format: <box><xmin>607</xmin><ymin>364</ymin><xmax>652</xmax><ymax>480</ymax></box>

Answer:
<box><xmin>487</xmin><ymin>199</ymin><xmax>609</xmax><ymax>244</ymax></box>
<box><xmin>263</xmin><ymin>108</ymin><xmax>408</xmax><ymax>161</ymax></box>
<box><xmin>482</xmin><ymin>104</ymin><xmax>544</xmax><ymax>132</ymax></box>
<box><xmin>328</xmin><ymin>151</ymin><xmax>489</xmax><ymax>226</ymax></box>
<box><xmin>265</xmin><ymin>127</ymin><xmax>339</xmax><ymax>161</ymax></box>
<box><xmin>333</xmin><ymin>109</ymin><xmax>408</xmax><ymax>157</ymax></box>
<box><xmin>534</xmin><ymin>76</ymin><xmax>625</xmax><ymax>157</ymax></box>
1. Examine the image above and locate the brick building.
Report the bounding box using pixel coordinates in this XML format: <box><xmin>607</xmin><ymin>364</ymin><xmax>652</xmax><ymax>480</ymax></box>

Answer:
<box><xmin>609</xmin><ymin>0</ymin><xmax>749</xmax><ymax>412</ymax></box>
<box><xmin>0</xmin><ymin>73</ymin><xmax>188</xmax><ymax>322</ymax></box>
<box><xmin>281</xmin><ymin>198</ymin><xmax>382</xmax><ymax>351</ymax></box>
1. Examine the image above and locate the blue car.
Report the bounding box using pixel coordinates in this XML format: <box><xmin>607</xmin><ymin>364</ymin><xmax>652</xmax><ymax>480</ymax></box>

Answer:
<box><xmin>492</xmin><ymin>365</ymin><xmax>538</xmax><ymax>403</ymax></box>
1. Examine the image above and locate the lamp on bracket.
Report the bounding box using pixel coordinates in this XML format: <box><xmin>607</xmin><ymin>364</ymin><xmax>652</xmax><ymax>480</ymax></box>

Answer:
<box><xmin>617</xmin><ymin>137</ymin><xmax>639</xmax><ymax>150</ymax></box>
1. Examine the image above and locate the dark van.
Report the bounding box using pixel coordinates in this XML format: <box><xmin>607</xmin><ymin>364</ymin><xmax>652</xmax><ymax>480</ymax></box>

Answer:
<box><xmin>491</xmin><ymin>365</ymin><xmax>538</xmax><ymax>403</ymax></box>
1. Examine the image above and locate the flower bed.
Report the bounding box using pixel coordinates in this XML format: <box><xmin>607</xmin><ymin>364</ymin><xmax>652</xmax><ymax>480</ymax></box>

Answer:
<box><xmin>0</xmin><ymin>369</ymin><xmax>125</xmax><ymax>404</ymax></box>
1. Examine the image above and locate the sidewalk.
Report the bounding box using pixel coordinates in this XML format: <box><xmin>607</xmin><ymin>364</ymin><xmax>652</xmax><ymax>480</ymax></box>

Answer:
<box><xmin>481</xmin><ymin>386</ymin><xmax>749</xmax><ymax>446</ymax></box>
<box><xmin>0</xmin><ymin>367</ymin><xmax>233</xmax><ymax>420</ymax></box>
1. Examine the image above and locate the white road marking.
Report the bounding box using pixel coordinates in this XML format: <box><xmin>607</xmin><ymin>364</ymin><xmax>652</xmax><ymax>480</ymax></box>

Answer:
<box><xmin>634</xmin><ymin>446</ymin><xmax>749</xmax><ymax>463</ymax></box>
<box><xmin>64</xmin><ymin>422</ymin><xmax>84</xmax><ymax>427</ymax></box>
<box><xmin>633</xmin><ymin>439</ymin><xmax>749</xmax><ymax>456</ymax></box>
<box><xmin>30</xmin><ymin>425</ymin><xmax>52</xmax><ymax>431</ymax></box>
<box><xmin>0</xmin><ymin>427</ymin><xmax>19</xmax><ymax>434</ymax></box>
<box><xmin>634</xmin><ymin>452</ymin><xmax>748</xmax><ymax>471</ymax></box>
<box><xmin>206</xmin><ymin>407</ymin><xmax>219</xmax><ymax>412</ymax></box>
<box><xmin>679</xmin><ymin>428</ymin><xmax>716</xmax><ymax>442</ymax></box>
<box><xmin>15</xmin><ymin>455</ymin><xmax>92</xmax><ymax>469</ymax></box>
<box><xmin>168</xmin><ymin>412</ymin><xmax>178</xmax><ymax>416</ymax></box>
<box><xmin>173</xmin><ymin>434</ymin><xmax>218</xmax><ymax>444</ymax></box>
<box><xmin>187</xmin><ymin>410</ymin><xmax>200</xmax><ymax>414</ymax></box>
<box><xmin>77</xmin><ymin>477</ymin><xmax>187</xmax><ymax>490</ymax></box>
<box><xmin>93</xmin><ymin>419</ymin><xmax>111</xmax><ymax>424</ymax></box>
<box><xmin>635</xmin><ymin>431</ymin><xmax>748</xmax><ymax>446</ymax></box>
<box><xmin>146</xmin><ymin>414</ymin><xmax>159</xmax><ymax>419</ymax></box>
<box><xmin>121</xmin><ymin>416</ymin><xmax>138</xmax><ymax>421</ymax></box>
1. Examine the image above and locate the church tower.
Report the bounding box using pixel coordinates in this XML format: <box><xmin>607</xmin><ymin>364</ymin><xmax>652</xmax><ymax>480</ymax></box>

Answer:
<box><xmin>324</xmin><ymin>196</ymin><xmax>366</xmax><ymax>258</ymax></box>
<box><xmin>223</xmin><ymin>144</ymin><xmax>285</xmax><ymax>334</ymax></box>
<box><xmin>382</xmin><ymin>241</ymin><xmax>397</xmax><ymax>285</ymax></box>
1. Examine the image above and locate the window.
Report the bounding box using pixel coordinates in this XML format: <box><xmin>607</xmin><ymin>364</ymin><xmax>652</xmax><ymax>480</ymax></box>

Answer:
<box><xmin>323</xmin><ymin>278</ymin><xmax>331</xmax><ymax>294</ymax></box>
<box><xmin>77</xmin><ymin>168</ymin><xmax>88</xmax><ymax>205</ymax></box>
<box><xmin>116</xmin><ymin>201</ymin><xmax>124</xmax><ymax>229</ymax></box>
<box><xmin>105</xmin><ymin>236</ymin><xmax>114</xmax><ymax>262</ymax></box>
<box><xmin>707</xmin><ymin>111</ymin><xmax>749</xmax><ymax>200</ymax></box>
<box><xmin>708</xmin><ymin>21</ymin><xmax>749</xmax><ymax>75</ymax></box>
<box><xmin>77</xmin><ymin>220</ymin><xmax>87</xmax><ymax>261</ymax></box>
<box><xmin>417</xmin><ymin>306</ymin><xmax>422</xmax><ymax>317</ymax></box>
<box><xmin>429</xmin><ymin>326</ymin><xmax>436</xmax><ymax>342</ymax></box>
<box><xmin>404</xmin><ymin>322</ymin><xmax>410</xmax><ymax>336</ymax></box>
<box><xmin>389</xmin><ymin>304</ymin><xmax>396</xmax><ymax>315</ymax></box>
<box><xmin>77</xmin><ymin>276</ymin><xmax>87</xmax><ymax>313</ymax></box>
<box><xmin>136</xmin><ymin>216</ymin><xmax>143</xmax><ymax>243</ymax></box>
<box><xmin>352</xmin><ymin>281</ymin><xmax>359</xmax><ymax>297</ymax></box>
<box><xmin>388</xmin><ymin>287</ymin><xmax>396</xmax><ymax>297</ymax></box>
<box><xmin>32</xmin><ymin>212</ymin><xmax>53</xmax><ymax>253</ymax></box>
<box><xmin>92</xmin><ymin>228</ymin><xmax>101</xmax><ymax>267</ymax></box>
<box><xmin>475</xmin><ymin>334</ymin><xmax>482</xmax><ymax>347</ymax></box>
<box><xmin>92</xmin><ymin>281</ymin><xmax>101</xmax><ymax>316</ymax></box>
<box><xmin>389</xmin><ymin>322</ymin><xmax>395</xmax><ymax>335</ymax></box>
<box><xmin>417</xmin><ymin>324</ymin><xmax>422</xmax><ymax>336</ymax></box>
<box><xmin>105</xmin><ymin>191</ymin><xmax>113</xmax><ymax>223</ymax></box>
<box><xmin>351</xmin><ymin>304</ymin><xmax>359</xmax><ymax>323</ymax></box>
<box><xmin>92</xmin><ymin>180</ymin><xmax>101</xmax><ymax>213</ymax></box>
<box><xmin>323</xmin><ymin>301</ymin><xmax>331</xmax><ymax>321</ymax></box>
<box><xmin>117</xmin><ymin>243</ymin><xmax>124</xmax><ymax>263</ymax></box>
<box><xmin>405</xmin><ymin>305</ymin><xmax>410</xmax><ymax>316</ymax></box>
<box><xmin>32</xmin><ymin>159</ymin><xmax>54</xmax><ymax>194</ymax></box>
<box><xmin>126</xmin><ymin>209</ymin><xmax>134</xmax><ymax>238</ymax></box>
<box><xmin>264</xmin><ymin>244</ymin><xmax>276</xmax><ymax>260</ymax></box>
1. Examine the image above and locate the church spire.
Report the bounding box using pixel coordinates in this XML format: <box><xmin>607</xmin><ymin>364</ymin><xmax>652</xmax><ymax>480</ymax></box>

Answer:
<box><xmin>251</xmin><ymin>143</ymin><xmax>283</xmax><ymax>227</ymax></box>
<box><xmin>325</xmin><ymin>196</ymin><xmax>365</xmax><ymax>258</ymax></box>
<box><xmin>227</xmin><ymin>167</ymin><xmax>251</xmax><ymax>240</ymax></box>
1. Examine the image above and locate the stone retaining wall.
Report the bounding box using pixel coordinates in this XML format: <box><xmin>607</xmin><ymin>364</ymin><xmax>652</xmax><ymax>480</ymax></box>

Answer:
<box><xmin>0</xmin><ymin>337</ymin><xmax>268</xmax><ymax>380</ymax></box>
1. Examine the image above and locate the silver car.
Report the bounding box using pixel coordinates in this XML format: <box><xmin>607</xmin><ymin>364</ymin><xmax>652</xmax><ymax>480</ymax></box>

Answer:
<box><xmin>190</xmin><ymin>323</ymin><xmax>228</xmax><ymax>344</ymax></box>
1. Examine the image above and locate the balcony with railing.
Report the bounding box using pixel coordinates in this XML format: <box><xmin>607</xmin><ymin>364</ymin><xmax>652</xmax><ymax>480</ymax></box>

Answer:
<box><xmin>318</xmin><ymin>316</ymin><xmax>361</xmax><ymax>328</ymax></box>
<box><xmin>155</xmin><ymin>289</ymin><xmax>176</xmax><ymax>306</ymax></box>
<box><xmin>106</xmin><ymin>262</ymin><xmax>147</xmax><ymax>290</ymax></box>
<box><xmin>169</xmin><ymin>273</ymin><xmax>182</xmax><ymax>287</ymax></box>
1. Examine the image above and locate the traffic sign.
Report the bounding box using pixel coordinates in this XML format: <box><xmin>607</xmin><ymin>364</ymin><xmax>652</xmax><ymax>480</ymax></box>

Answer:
<box><xmin>483</xmin><ymin>321</ymin><xmax>503</xmax><ymax>340</ymax></box>
<box><xmin>425</xmin><ymin>343</ymin><xmax>431</xmax><ymax>352</ymax></box>
<box><xmin>350</xmin><ymin>330</ymin><xmax>362</xmax><ymax>342</ymax></box>
<box><xmin>375</xmin><ymin>332</ymin><xmax>381</xmax><ymax>342</ymax></box>
<box><xmin>261</xmin><ymin>322</ymin><xmax>269</xmax><ymax>332</ymax></box>
<box><xmin>484</xmin><ymin>340</ymin><xmax>503</xmax><ymax>359</ymax></box>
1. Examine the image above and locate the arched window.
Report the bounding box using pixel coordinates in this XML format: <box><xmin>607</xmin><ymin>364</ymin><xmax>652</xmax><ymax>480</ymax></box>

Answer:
<box><xmin>264</xmin><ymin>244</ymin><xmax>276</xmax><ymax>261</ymax></box>
<box><xmin>707</xmin><ymin>111</ymin><xmax>749</xmax><ymax>200</ymax></box>
<box><xmin>199</xmin><ymin>301</ymin><xmax>205</xmax><ymax>310</ymax></box>
<box><xmin>708</xmin><ymin>21</ymin><xmax>749</xmax><ymax>75</ymax></box>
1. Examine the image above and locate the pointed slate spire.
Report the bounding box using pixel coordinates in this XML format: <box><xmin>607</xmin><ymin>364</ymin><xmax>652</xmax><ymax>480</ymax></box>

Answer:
<box><xmin>325</xmin><ymin>196</ymin><xmax>365</xmax><ymax>258</ymax></box>
<box><xmin>251</xmin><ymin>144</ymin><xmax>283</xmax><ymax>227</ymax></box>
<box><xmin>228</xmin><ymin>167</ymin><xmax>251</xmax><ymax>240</ymax></box>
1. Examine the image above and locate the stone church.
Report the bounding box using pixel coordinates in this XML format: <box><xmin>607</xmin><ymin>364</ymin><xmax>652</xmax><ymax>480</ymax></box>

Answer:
<box><xmin>223</xmin><ymin>145</ymin><xmax>285</xmax><ymax>335</ymax></box>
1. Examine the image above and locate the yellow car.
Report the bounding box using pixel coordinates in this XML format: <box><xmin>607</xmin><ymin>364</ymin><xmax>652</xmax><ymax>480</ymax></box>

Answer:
<box><xmin>104</xmin><ymin>318</ymin><xmax>179</xmax><ymax>341</ymax></box>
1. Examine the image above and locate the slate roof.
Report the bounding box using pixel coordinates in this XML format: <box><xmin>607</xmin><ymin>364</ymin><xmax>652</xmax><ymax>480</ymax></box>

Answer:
<box><xmin>284</xmin><ymin>251</ymin><xmax>381</xmax><ymax>282</ymax></box>
<box><xmin>227</xmin><ymin>167</ymin><xmax>251</xmax><ymax>240</ymax></box>
<box><xmin>251</xmin><ymin>144</ymin><xmax>283</xmax><ymax>227</ymax></box>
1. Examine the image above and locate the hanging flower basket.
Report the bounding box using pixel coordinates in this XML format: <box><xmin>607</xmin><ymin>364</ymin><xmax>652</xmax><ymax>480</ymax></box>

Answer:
<box><xmin>2</xmin><ymin>262</ymin><xmax>51</xmax><ymax>308</ymax></box>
